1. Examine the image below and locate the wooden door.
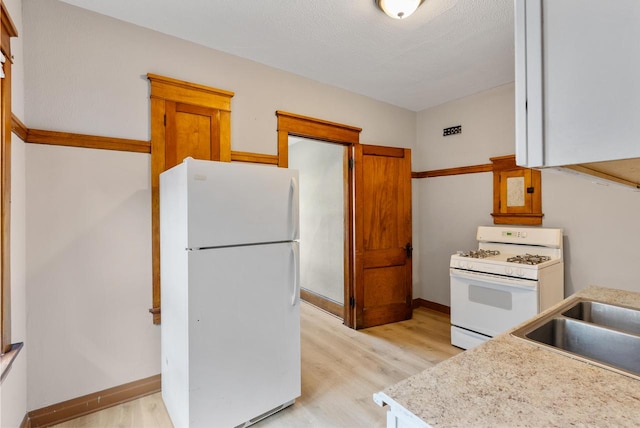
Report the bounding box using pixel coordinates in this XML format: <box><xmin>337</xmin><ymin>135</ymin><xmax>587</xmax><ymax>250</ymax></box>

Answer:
<box><xmin>497</xmin><ymin>169</ymin><xmax>535</xmax><ymax>214</ymax></box>
<box><xmin>148</xmin><ymin>74</ymin><xmax>233</xmax><ymax>324</ymax></box>
<box><xmin>165</xmin><ymin>101</ymin><xmax>222</xmax><ymax>169</ymax></box>
<box><xmin>352</xmin><ymin>144</ymin><xmax>412</xmax><ymax>329</ymax></box>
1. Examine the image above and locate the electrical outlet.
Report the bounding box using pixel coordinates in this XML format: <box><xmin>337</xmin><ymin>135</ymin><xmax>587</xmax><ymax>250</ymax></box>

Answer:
<box><xmin>443</xmin><ymin>125</ymin><xmax>462</xmax><ymax>136</ymax></box>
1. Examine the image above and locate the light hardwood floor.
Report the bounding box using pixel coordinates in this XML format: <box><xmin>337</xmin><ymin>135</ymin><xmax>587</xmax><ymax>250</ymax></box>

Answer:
<box><xmin>53</xmin><ymin>302</ymin><xmax>461</xmax><ymax>428</ymax></box>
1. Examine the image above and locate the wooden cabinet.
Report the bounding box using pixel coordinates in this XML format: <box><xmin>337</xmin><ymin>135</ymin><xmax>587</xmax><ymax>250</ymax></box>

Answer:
<box><xmin>373</xmin><ymin>392</ymin><xmax>427</xmax><ymax>428</ymax></box>
<box><xmin>515</xmin><ymin>0</ymin><xmax>640</xmax><ymax>168</ymax></box>
<box><xmin>491</xmin><ymin>155</ymin><xmax>542</xmax><ymax>225</ymax></box>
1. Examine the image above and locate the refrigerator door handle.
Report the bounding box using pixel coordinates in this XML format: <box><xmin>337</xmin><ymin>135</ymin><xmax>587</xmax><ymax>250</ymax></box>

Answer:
<box><xmin>289</xmin><ymin>177</ymin><xmax>300</xmax><ymax>241</ymax></box>
<box><xmin>291</xmin><ymin>242</ymin><xmax>300</xmax><ymax>306</ymax></box>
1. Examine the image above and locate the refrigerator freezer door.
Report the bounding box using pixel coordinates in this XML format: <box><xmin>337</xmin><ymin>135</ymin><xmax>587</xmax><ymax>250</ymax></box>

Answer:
<box><xmin>161</xmin><ymin>158</ymin><xmax>299</xmax><ymax>249</ymax></box>
<box><xmin>185</xmin><ymin>242</ymin><xmax>300</xmax><ymax>427</ymax></box>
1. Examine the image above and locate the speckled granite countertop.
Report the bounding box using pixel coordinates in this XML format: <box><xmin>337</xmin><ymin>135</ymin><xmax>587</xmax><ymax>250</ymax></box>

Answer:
<box><xmin>378</xmin><ymin>286</ymin><xmax>640</xmax><ymax>427</ymax></box>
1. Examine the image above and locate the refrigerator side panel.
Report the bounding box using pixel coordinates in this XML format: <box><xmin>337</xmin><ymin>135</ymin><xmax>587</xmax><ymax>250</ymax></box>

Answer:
<box><xmin>187</xmin><ymin>242</ymin><xmax>301</xmax><ymax>428</ymax></box>
<box><xmin>183</xmin><ymin>159</ymin><xmax>299</xmax><ymax>248</ymax></box>
<box><xmin>160</xmin><ymin>165</ymin><xmax>190</xmax><ymax>428</ymax></box>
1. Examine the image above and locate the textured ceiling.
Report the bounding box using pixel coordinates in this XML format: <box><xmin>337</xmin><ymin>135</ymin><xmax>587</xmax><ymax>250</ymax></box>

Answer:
<box><xmin>58</xmin><ymin>0</ymin><xmax>514</xmax><ymax>112</ymax></box>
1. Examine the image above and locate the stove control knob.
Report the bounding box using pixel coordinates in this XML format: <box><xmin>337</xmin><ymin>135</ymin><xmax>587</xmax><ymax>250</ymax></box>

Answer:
<box><xmin>521</xmin><ymin>232</ymin><xmax>527</xmax><ymax>238</ymax></box>
<box><xmin>517</xmin><ymin>269</ymin><xmax>525</xmax><ymax>277</ymax></box>
<box><xmin>505</xmin><ymin>266</ymin><xmax>513</xmax><ymax>275</ymax></box>
<box><xmin>468</xmin><ymin>263</ymin><xmax>474</xmax><ymax>270</ymax></box>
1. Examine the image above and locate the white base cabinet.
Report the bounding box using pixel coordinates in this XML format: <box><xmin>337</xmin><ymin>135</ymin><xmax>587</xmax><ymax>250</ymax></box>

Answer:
<box><xmin>373</xmin><ymin>392</ymin><xmax>430</xmax><ymax>428</ymax></box>
<box><xmin>515</xmin><ymin>0</ymin><xmax>640</xmax><ymax>168</ymax></box>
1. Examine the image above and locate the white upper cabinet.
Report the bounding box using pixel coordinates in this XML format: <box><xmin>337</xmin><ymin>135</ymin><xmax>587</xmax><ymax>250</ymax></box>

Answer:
<box><xmin>515</xmin><ymin>0</ymin><xmax>640</xmax><ymax>168</ymax></box>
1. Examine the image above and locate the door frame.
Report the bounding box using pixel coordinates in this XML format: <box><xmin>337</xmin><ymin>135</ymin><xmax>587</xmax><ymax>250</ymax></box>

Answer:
<box><xmin>276</xmin><ymin>111</ymin><xmax>360</xmax><ymax>327</ymax></box>
<box><xmin>148</xmin><ymin>73</ymin><xmax>234</xmax><ymax>324</ymax></box>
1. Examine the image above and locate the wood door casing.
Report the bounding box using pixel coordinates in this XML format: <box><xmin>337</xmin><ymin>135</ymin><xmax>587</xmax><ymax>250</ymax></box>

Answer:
<box><xmin>0</xmin><ymin>3</ymin><xmax>17</xmax><ymax>352</ymax></box>
<box><xmin>148</xmin><ymin>74</ymin><xmax>234</xmax><ymax>324</ymax></box>
<box><xmin>353</xmin><ymin>144</ymin><xmax>412</xmax><ymax>329</ymax></box>
<box><xmin>276</xmin><ymin>111</ymin><xmax>361</xmax><ymax>328</ymax></box>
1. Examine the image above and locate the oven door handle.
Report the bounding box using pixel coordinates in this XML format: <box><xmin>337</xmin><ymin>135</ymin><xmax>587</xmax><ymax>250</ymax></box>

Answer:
<box><xmin>450</xmin><ymin>268</ymin><xmax>537</xmax><ymax>290</ymax></box>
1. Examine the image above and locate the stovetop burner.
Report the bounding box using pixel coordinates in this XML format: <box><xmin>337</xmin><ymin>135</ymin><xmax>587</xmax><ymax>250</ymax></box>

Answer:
<box><xmin>458</xmin><ymin>249</ymin><xmax>500</xmax><ymax>259</ymax></box>
<box><xmin>507</xmin><ymin>254</ymin><xmax>551</xmax><ymax>265</ymax></box>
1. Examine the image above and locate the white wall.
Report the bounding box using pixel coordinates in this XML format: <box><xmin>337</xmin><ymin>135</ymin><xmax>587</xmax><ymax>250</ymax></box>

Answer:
<box><xmin>25</xmin><ymin>145</ymin><xmax>155</xmax><ymax>408</ymax></box>
<box><xmin>415</xmin><ymin>84</ymin><xmax>515</xmax><ymax>171</ymax></box>
<box><xmin>414</xmin><ymin>82</ymin><xmax>640</xmax><ymax>306</ymax></box>
<box><xmin>414</xmin><ymin>173</ymin><xmax>493</xmax><ymax>305</ymax></box>
<box><xmin>2</xmin><ymin>137</ymin><xmax>27</xmax><ymax>428</ymax></box>
<box><xmin>413</xmin><ymin>84</ymin><xmax>514</xmax><ymax>305</ymax></box>
<box><xmin>23</xmin><ymin>0</ymin><xmax>415</xmax><ymax>152</ymax></box>
<box><xmin>541</xmin><ymin>169</ymin><xmax>640</xmax><ymax>296</ymax></box>
<box><xmin>21</xmin><ymin>0</ymin><xmax>416</xmax><ymax>410</ymax></box>
<box><xmin>1</xmin><ymin>0</ymin><xmax>27</xmax><ymax>426</ymax></box>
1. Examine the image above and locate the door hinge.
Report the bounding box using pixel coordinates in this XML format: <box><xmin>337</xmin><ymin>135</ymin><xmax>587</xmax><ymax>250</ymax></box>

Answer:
<box><xmin>349</xmin><ymin>296</ymin><xmax>355</xmax><ymax>307</ymax></box>
<box><xmin>348</xmin><ymin>158</ymin><xmax>354</xmax><ymax>169</ymax></box>
<box><xmin>405</xmin><ymin>242</ymin><xmax>413</xmax><ymax>259</ymax></box>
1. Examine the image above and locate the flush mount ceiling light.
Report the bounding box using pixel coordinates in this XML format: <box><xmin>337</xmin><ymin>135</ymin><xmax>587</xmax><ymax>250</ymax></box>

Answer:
<box><xmin>376</xmin><ymin>0</ymin><xmax>425</xmax><ymax>19</ymax></box>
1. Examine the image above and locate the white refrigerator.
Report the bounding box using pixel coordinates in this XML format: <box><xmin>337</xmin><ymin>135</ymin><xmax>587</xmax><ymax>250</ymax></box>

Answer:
<box><xmin>160</xmin><ymin>158</ymin><xmax>301</xmax><ymax>428</ymax></box>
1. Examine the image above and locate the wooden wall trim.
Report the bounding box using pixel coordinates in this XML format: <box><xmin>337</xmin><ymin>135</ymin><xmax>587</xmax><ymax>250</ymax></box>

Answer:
<box><xmin>25</xmin><ymin>128</ymin><xmax>151</xmax><ymax>153</ymax></box>
<box><xmin>412</xmin><ymin>163</ymin><xmax>493</xmax><ymax>179</ymax></box>
<box><xmin>300</xmin><ymin>288</ymin><xmax>343</xmax><ymax>319</ymax></box>
<box><xmin>26</xmin><ymin>374</ymin><xmax>161</xmax><ymax>428</ymax></box>
<box><xmin>413</xmin><ymin>298</ymin><xmax>450</xmax><ymax>315</ymax></box>
<box><xmin>230</xmin><ymin>150</ymin><xmax>278</xmax><ymax>165</ymax></box>
<box><xmin>0</xmin><ymin>341</ymin><xmax>22</xmax><ymax>382</ymax></box>
<box><xmin>15</xmin><ymin>120</ymin><xmax>280</xmax><ymax>165</ymax></box>
<box><xmin>20</xmin><ymin>413</ymin><xmax>30</xmax><ymax>428</ymax></box>
<box><xmin>11</xmin><ymin>113</ymin><xmax>27</xmax><ymax>141</ymax></box>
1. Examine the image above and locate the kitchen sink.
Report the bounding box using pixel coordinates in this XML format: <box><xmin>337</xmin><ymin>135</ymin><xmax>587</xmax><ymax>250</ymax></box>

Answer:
<box><xmin>512</xmin><ymin>298</ymin><xmax>640</xmax><ymax>379</ymax></box>
<box><xmin>562</xmin><ymin>301</ymin><xmax>640</xmax><ymax>335</ymax></box>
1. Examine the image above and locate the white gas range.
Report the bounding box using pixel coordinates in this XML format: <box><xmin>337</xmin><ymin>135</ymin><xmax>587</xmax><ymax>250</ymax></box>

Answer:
<box><xmin>450</xmin><ymin>226</ymin><xmax>565</xmax><ymax>350</ymax></box>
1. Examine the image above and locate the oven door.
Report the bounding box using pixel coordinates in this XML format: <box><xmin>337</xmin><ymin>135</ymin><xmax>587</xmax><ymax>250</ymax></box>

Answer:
<box><xmin>450</xmin><ymin>268</ymin><xmax>538</xmax><ymax>339</ymax></box>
